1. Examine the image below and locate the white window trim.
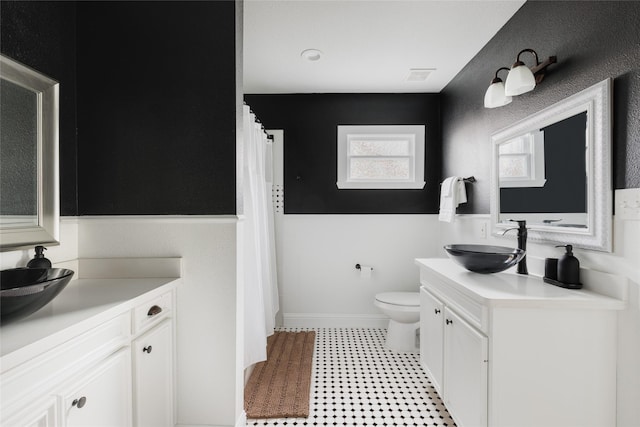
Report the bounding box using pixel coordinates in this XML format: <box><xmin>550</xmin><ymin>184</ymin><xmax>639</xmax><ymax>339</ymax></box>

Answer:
<box><xmin>337</xmin><ymin>125</ymin><xmax>426</xmax><ymax>189</ymax></box>
<box><xmin>499</xmin><ymin>129</ymin><xmax>547</xmax><ymax>188</ymax></box>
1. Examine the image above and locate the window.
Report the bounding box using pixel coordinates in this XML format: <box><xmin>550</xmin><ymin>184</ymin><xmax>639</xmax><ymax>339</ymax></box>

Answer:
<box><xmin>337</xmin><ymin>125</ymin><xmax>425</xmax><ymax>189</ymax></box>
<box><xmin>498</xmin><ymin>130</ymin><xmax>546</xmax><ymax>188</ymax></box>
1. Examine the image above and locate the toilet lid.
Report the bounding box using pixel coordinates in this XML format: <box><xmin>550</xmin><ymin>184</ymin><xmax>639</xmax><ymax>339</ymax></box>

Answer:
<box><xmin>375</xmin><ymin>292</ymin><xmax>420</xmax><ymax>307</ymax></box>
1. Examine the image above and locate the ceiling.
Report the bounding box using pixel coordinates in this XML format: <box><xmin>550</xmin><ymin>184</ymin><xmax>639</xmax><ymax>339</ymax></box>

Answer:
<box><xmin>243</xmin><ymin>0</ymin><xmax>525</xmax><ymax>94</ymax></box>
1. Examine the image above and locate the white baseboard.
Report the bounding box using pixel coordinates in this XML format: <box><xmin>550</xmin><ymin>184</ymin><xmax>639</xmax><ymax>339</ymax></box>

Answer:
<box><xmin>176</xmin><ymin>414</ymin><xmax>246</xmax><ymax>427</ymax></box>
<box><xmin>283</xmin><ymin>313</ymin><xmax>389</xmax><ymax>329</ymax></box>
<box><xmin>236</xmin><ymin>411</ymin><xmax>247</xmax><ymax>427</ymax></box>
<box><xmin>244</xmin><ymin>364</ymin><xmax>255</xmax><ymax>385</ymax></box>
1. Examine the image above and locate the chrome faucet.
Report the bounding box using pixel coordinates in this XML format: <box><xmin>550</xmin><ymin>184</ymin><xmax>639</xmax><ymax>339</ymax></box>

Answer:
<box><xmin>502</xmin><ymin>219</ymin><xmax>528</xmax><ymax>275</ymax></box>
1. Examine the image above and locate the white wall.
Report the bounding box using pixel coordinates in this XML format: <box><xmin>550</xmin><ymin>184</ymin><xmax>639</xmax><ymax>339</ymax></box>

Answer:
<box><xmin>276</xmin><ymin>214</ymin><xmax>441</xmax><ymax>327</ymax></box>
<box><xmin>77</xmin><ymin>216</ymin><xmax>241</xmax><ymax>427</ymax></box>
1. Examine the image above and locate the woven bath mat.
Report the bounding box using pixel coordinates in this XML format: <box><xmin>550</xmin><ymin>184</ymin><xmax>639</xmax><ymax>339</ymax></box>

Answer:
<box><xmin>245</xmin><ymin>331</ymin><xmax>316</xmax><ymax>418</ymax></box>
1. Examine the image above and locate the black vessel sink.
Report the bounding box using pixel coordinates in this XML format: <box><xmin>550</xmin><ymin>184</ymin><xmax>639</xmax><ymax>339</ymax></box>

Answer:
<box><xmin>444</xmin><ymin>244</ymin><xmax>526</xmax><ymax>274</ymax></box>
<box><xmin>1</xmin><ymin>268</ymin><xmax>74</xmax><ymax>324</ymax></box>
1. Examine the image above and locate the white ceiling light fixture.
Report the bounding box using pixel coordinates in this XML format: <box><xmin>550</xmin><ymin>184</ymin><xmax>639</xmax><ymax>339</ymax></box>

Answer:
<box><xmin>485</xmin><ymin>48</ymin><xmax>557</xmax><ymax>109</ymax></box>
<box><xmin>504</xmin><ymin>48</ymin><xmax>557</xmax><ymax>96</ymax></box>
<box><xmin>300</xmin><ymin>48</ymin><xmax>323</xmax><ymax>62</ymax></box>
<box><xmin>484</xmin><ymin>67</ymin><xmax>512</xmax><ymax>108</ymax></box>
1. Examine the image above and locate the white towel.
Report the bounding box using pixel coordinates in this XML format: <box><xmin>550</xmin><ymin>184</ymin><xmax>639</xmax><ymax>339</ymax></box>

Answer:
<box><xmin>438</xmin><ymin>176</ymin><xmax>467</xmax><ymax>222</ymax></box>
<box><xmin>457</xmin><ymin>179</ymin><xmax>467</xmax><ymax>205</ymax></box>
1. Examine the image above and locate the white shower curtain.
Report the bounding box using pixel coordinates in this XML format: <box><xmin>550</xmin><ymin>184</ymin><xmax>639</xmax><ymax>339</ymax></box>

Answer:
<box><xmin>243</xmin><ymin>105</ymin><xmax>280</xmax><ymax>369</ymax></box>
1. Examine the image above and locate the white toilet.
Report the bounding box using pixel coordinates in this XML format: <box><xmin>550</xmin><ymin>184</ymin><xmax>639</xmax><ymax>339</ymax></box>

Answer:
<box><xmin>374</xmin><ymin>292</ymin><xmax>420</xmax><ymax>352</ymax></box>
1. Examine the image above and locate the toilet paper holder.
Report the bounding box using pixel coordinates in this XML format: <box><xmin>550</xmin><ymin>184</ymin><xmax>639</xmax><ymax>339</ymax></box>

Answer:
<box><xmin>355</xmin><ymin>264</ymin><xmax>373</xmax><ymax>271</ymax></box>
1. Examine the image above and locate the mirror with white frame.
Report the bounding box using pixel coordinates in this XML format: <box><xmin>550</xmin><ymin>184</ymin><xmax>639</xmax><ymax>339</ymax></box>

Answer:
<box><xmin>0</xmin><ymin>54</ymin><xmax>60</xmax><ymax>250</ymax></box>
<box><xmin>490</xmin><ymin>79</ymin><xmax>612</xmax><ymax>252</ymax></box>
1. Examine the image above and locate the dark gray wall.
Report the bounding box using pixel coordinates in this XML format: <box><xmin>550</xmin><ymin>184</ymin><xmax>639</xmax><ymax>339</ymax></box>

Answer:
<box><xmin>2</xmin><ymin>1</ymin><xmax>237</xmax><ymax>217</ymax></box>
<box><xmin>245</xmin><ymin>93</ymin><xmax>441</xmax><ymax>214</ymax></box>
<box><xmin>1</xmin><ymin>1</ymin><xmax>78</xmax><ymax>215</ymax></box>
<box><xmin>76</xmin><ymin>1</ymin><xmax>237</xmax><ymax>215</ymax></box>
<box><xmin>442</xmin><ymin>1</ymin><xmax>640</xmax><ymax>214</ymax></box>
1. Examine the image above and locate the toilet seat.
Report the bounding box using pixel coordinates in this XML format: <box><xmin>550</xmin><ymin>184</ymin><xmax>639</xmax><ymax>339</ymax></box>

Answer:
<box><xmin>375</xmin><ymin>292</ymin><xmax>420</xmax><ymax>307</ymax></box>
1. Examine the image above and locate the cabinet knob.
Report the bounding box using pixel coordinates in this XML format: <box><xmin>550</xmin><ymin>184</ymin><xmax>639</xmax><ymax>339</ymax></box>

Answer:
<box><xmin>147</xmin><ymin>305</ymin><xmax>162</xmax><ymax>317</ymax></box>
<box><xmin>72</xmin><ymin>396</ymin><xmax>87</xmax><ymax>409</ymax></box>
<box><xmin>434</xmin><ymin>308</ymin><xmax>441</xmax><ymax>315</ymax></box>
<box><xmin>143</xmin><ymin>345</ymin><xmax>153</xmax><ymax>353</ymax></box>
<box><xmin>446</xmin><ymin>319</ymin><xmax>453</xmax><ymax>325</ymax></box>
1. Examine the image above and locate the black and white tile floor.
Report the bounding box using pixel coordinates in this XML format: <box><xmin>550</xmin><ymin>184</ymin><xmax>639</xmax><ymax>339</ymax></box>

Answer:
<box><xmin>248</xmin><ymin>328</ymin><xmax>456</xmax><ymax>427</ymax></box>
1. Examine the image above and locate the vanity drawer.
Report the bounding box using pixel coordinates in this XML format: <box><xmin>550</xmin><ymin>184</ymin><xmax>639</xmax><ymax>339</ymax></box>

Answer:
<box><xmin>420</xmin><ymin>270</ymin><xmax>488</xmax><ymax>333</ymax></box>
<box><xmin>133</xmin><ymin>290</ymin><xmax>173</xmax><ymax>334</ymax></box>
<box><xmin>1</xmin><ymin>313</ymin><xmax>130</xmax><ymax>413</ymax></box>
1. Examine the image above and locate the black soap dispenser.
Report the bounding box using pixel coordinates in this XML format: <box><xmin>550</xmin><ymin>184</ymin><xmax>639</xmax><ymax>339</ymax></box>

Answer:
<box><xmin>26</xmin><ymin>245</ymin><xmax>52</xmax><ymax>269</ymax></box>
<box><xmin>554</xmin><ymin>245</ymin><xmax>582</xmax><ymax>289</ymax></box>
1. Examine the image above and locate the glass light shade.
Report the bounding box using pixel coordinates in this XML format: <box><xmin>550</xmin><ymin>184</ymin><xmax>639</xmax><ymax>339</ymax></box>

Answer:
<box><xmin>484</xmin><ymin>81</ymin><xmax>513</xmax><ymax>108</ymax></box>
<box><xmin>505</xmin><ymin>64</ymin><xmax>536</xmax><ymax>96</ymax></box>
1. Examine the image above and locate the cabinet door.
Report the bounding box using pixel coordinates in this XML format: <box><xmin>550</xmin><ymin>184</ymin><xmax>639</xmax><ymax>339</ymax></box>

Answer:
<box><xmin>419</xmin><ymin>287</ymin><xmax>444</xmax><ymax>394</ymax></box>
<box><xmin>133</xmin><ymin>320</ymin><xmax>173</xmax><ymax>427</ymax></box>
<box><xmin>443</xmin><ymin>308</ymin><xmax>488</xmax><ymax>427</ymax></box>
<box><xmin>3</xmin><ymin>396</ymin><xmax>59</xmax><ymax>427</ymax></box>
<box><xmin>63</xmin><ymin>348</ymin><xmax>132</xmax><ymax>427</ymax></box>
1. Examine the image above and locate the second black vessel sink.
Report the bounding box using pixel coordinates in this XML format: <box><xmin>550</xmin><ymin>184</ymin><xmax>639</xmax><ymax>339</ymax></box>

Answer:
<box><xmin>444</xmin><ymin>244</ymin><xmax>526</xmax><ymax>274</ymax></box>
<box><xmin>1</xmin><ymin>267</ymin><xmax>74</xmax><ymax>324</ymax></box>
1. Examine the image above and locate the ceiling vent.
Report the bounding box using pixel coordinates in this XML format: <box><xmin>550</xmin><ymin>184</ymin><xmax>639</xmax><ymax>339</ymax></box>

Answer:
<box><xmin>406</xmin><ymin>68</ymin><xmax>435</xmax><ymax>82</ymax></box>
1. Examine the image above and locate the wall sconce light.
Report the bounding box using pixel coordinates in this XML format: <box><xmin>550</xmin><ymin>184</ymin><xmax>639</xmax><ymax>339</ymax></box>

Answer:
<box><xmin>484</xmin><ymin>48</ymin><xmax>557</xmax><ymax>109</ymax></box>
<box><xmin>484</xmin><ymin>67</ymin><xmax>512</xmax><ymax>108</ymax></box>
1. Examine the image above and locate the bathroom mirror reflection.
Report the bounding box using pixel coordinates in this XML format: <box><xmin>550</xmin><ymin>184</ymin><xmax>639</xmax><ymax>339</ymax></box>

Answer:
<box><xmin>0</xmin><ymin>54</ymin><xmax>60</xmax><ymax>250</ymax></box>
<box><xmin>498</xmin><ymin>111</ymin><xmax>588</xmax><ymax>228</ymax></box>
<box><xmin>1</xmin><ymin>78</ymin><xmax>39</xmax><ymax>227</ymax></box>
<box><xmin>490</xmin><ymin>79</ymin><xmax>612</xmax><ymax>252</ymax></box>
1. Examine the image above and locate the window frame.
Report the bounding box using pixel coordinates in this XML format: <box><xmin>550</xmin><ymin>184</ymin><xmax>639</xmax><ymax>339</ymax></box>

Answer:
<box><xmin>336</xmin><ymin>125</ymin><xmax>426</xmax><ymax>189</ymax></box>
<box><xmin>498</xmin><ymin>129</ymin><xmax>547</xmax><ymax>188</ymax></box>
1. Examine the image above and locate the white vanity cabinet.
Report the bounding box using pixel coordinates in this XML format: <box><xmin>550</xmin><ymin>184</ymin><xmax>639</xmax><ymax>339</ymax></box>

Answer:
<box><xmin>133</xmin><ymin>320</ymin><xmax>174</xmax><ymax>427</ymax></box>
<box><xmin>131</xmin><ymin>287</ymin><xmax>176</xmax><ymax>427</ymax></box>
<box><xmin>0</xmin><ymin>272</ymin><xmax>179</xmax><ymax>427</ymax></box>
<box><xmin>420</xmin><ymin>287</ymin><xmax>488</xmax><ymax>427</ymax></box>
<box><xmin>442</xmin><ymin>307</ymin><xmax>488</xmax><ymax>427</ymax></box>
<box><xmin>419</xmin><ymin>288</ymin><xmax>444</xmax><ymax>392</ymax></box>
<box><xmin>2</xmin><ymin>398</ymin><xmax>58</xmax><ymax>427</ymax></box>
<box><xmin>417</xmin><ymin>258</ymin><xmax>625</xmax><ymax>427</ymax></box>
<box><xmin>1</xmin><ymin>312</ymin><xmax>132</xmax><ymax>427</ymax></box>
<box><xmin>63</xmin><ymin>348</ymin><xmax>133</xmax><ymax>427</ymax></box>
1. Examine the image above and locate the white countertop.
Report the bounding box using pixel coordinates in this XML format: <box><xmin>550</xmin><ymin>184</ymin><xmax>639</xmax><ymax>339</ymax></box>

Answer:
<box><xmin>415</xmin><ymin>258</ymin><xmax>626</xmax><ymax>310</ymax></box>
<box><xmin>1</xmin><ymin>258</ymin><xmax>181</xmax><ymax>373</ymax></box>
